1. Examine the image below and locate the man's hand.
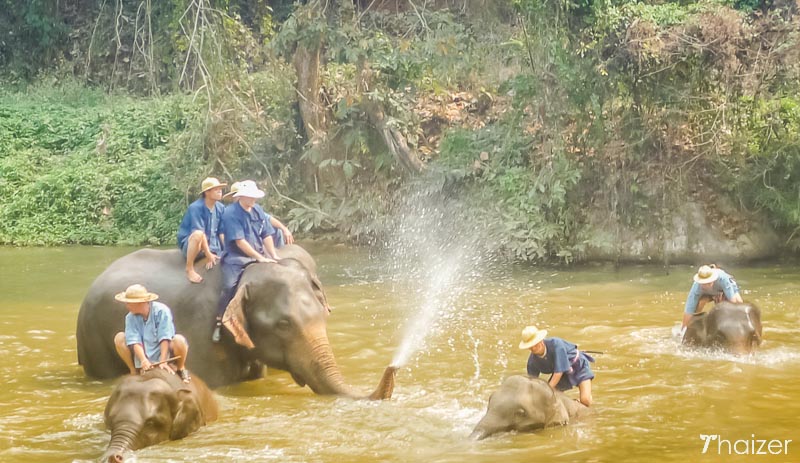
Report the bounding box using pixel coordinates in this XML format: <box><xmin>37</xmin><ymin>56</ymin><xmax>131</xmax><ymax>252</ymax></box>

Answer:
<box><xmin>140</xmin><ymin>358</ymin><xmax>152</xmax><ymax>373</ymax></box>
<box><xmin>283</xmin><ymin>228</ymin><xmax>294</xmax><ymax>245</ymax></box>
<box><xmin>205</xmin><ymin>252</ymin><xmax>219</xmax><ymax>269</ymax></box>
<box><xmin>255</xmin><ymin>255</ymin><xmax>277</xmax><ymax>264</ymax></box>
<box><xmin>158</xmin><ymin>362</ymin><xmax>173</xmax><ymax>372</ymax></box>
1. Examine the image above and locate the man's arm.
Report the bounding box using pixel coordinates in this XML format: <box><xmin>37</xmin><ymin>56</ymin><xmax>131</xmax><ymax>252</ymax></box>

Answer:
<box><xmin>682</xmin><ymin>284</ymin><xmax>701</xmax><ymax>329</ymax></box>
<box><xmin>235</xmin><ymin>239</ymin><xmax>275</xmax><ymax>263</ymax></box>
<box><xmin>269</xmin><ymin>216</ymin><xmax>294</xmax><ymax>244</ymax></box>
<box><xmin>548</xmin><ymin>372</ymin><xmax>564</xmax><ymax>390</ymax></box>
<box><xmin>719</xmin><ymin>274</ymin><xmax>743</xmax><ymax>303</ymax></box>
<box><xmin>157</xmin><ymin>339</ymin><xmax>171</xmax><ymax>371</ymax></box>
<box><xmin>262</xmin><ymin>235</ymin><xmax>280</xmax><ymax>260</ymax></box>
<box><xmin>132</xmin><ymin>343</ymin><xmax>151</xmax><ymax>370</ymax></box>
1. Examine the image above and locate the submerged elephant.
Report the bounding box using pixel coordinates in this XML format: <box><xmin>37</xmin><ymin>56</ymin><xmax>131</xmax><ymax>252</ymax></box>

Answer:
<box><xmin>77</xmin><ymin>244</ymin><xmax>395</xmax><ymax>398</ymax></box>
<box><xmin>470</xmin><ymin>375</ymin><xmax>588</xmax><ymax>440</ymax></box>
<box><xmin>682</xmin><ymin>301</ymin><xmax>762</xmax><ymax>354</ymax></box>
<box><xmin>102</xmin><ymin>368</ymin><xmax>218</xmax><ymax>463</ymax></box>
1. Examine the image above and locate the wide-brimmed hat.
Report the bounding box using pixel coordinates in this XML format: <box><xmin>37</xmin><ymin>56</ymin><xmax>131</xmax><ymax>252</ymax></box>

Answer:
<box><xmin>233</xmin><ymin>180</ymin><xmax>265</xmax><ymax>199</ymax></box>
<box><xmin>200</xmin><ymin>177</ymin><xmax>227</xmax><ymax>193</ymax></box>
<box><xmin>114</xmin><ymin>284</ymin><xmax>159</xmax><ymax>303</ymax></box>
<box><xmin>519</xmin><ymin>325</ymin><xmax>548</xmax><ymax>349</ymax></box>
<box><xmin>223</xmin><ymin>181</ymin><xmax>242</xmax><ymax>200</ymax></box>
<box><xmin>693</xmin><ymin>265</ymin><xmax>719</xmax><ymax>285</ymax></box>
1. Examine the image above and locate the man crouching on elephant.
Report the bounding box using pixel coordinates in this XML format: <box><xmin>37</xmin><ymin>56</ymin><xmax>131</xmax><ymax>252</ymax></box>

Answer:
<box><xmin>112</xmin><ymin>284</ymin><xmax>191</xmax><ymax>383</ymax></box>
<box><xmin>520</xmin><ymin>325</ymin><xmax>595</xmax><ymax>406</ymax></box>
<box><xmin>681</xmin><ymin>264</ymin><xmax>743</xmax><ymax>335</ymax></box>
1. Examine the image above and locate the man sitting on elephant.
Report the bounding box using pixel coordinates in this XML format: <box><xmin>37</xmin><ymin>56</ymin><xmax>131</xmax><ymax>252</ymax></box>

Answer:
<box><xmin>223</xmin><ymin>180</ymin><xmax>294</xmax><ymax>248</ymax></box>
<box><xmin>520</xmin><ymin>325</ymin><xmax>595</xmax><ymax>407</ymax></box>
<box><xmin>177</xmin><ymin>177</ymin><xmax>227</xmax><ymax>283</ymax></box>
<box><xmin>681</xmin><ymin>264</ymin><xmax>743</xmax><ymax>334</ymax></box>
<box><xmin>113</xmin><ymin>284</ymin><xmax>191</xmax><ymax>383</ymax></box>
<box><xmin>213</xmin><ymin>180</ymin><xmax>281</xmax><ymax>343</ymax></box>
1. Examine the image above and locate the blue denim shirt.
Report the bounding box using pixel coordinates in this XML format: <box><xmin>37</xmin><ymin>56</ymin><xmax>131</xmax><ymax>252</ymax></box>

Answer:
<box><xmin>124</xmin><ymin>301</ymin><xmax>176</xmax><ymax>368</ymax></box>
<box><xmin>177</xmin><ymin>198</ymin><xmax>225</xmax><ymax>254</ymax></box>
<box><xmin>221</xmin><ymin>202</ymin><xmax>275</xmax><ymax>261</ymax></box>
<box><xmin>683</xmin><ymin>269</ymin><xmax>740</xmax><ymax>314</ymax></box>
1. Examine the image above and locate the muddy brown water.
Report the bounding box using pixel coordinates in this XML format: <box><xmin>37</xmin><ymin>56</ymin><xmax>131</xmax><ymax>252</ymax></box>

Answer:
<box><xmin>0</xmin><ymin>243</ymin><xmax>798</xmax><ymax>462</ymax></box>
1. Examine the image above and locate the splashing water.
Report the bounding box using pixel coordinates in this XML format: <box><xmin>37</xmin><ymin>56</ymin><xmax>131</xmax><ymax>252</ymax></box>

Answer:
<box><xmin>391</xmin><ymin>253</ymin><xmax>464</xmax><ymax>367</ymax></box>
<box><xmin>385</xmin><ymin>191</ymin><xmax>493</xmax><ymax>369</ymax></box>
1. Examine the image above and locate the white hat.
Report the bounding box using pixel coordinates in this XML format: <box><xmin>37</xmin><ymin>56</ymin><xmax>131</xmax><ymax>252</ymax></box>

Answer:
<box><xmin>693</xmin><ymin>265</ymin><xmax>719</xmax><ymax>285</ymax></box>
<box><xmin>233</xmin><ymin>180</ymin><xmax>265</xmax><ymax>199</ymax></box>
<box><xmin>519</xmin><ymin>325</ymin><xmax>548</xmax><ymax>350</ymax></box>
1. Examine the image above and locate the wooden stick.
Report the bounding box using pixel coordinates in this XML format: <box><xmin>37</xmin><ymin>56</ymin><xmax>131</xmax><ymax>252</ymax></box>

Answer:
<box><xmin>149</xmin><ymin>356</ymin><xmax>182</xmax><ymax>367</ymax></box>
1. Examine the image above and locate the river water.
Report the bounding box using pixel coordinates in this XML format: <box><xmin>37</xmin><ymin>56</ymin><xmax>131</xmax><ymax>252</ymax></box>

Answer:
<box><xmin>0</xmin><ymin>243</ymin><xmax>798</xmax><ymax>463</ymax></box>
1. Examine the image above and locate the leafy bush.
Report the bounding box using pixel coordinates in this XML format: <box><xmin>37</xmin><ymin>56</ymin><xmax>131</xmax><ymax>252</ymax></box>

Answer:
<box><xmin>0</xmin><ymin>82</ymin><xmax>204</xmax><ymax>245</ymax></box>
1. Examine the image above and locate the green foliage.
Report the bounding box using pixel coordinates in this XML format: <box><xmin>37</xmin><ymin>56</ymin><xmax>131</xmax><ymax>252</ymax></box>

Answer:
<box><xmin>436</xmin><ymin>124</ymin><xmax>585</xmax><ymax>262</ymax></box>
<box><xmin>0</xmin><ymin>81</ymin><xmax>205</xmax><ymax>245</ymax></box>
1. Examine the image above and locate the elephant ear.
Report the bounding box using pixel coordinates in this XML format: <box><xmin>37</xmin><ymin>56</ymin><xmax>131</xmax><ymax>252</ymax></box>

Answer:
<box><xmin>221</xmin><ymin>283</ymin><xmax>255</xmax><ymax>349</ymax></box>
<box><xmin>170</xmin><ymin>389</ymin><xmax>204</xmax><ymax>440</ymax></box>
<box><xmin>540</xmin><ymin>383</ymin><xmax>570</xmax><ymax>427</ymax></box>
<box><xmin>310</xmin><ymin>272</ymin><xmax>331</xmax><ymax>313</ymax></box>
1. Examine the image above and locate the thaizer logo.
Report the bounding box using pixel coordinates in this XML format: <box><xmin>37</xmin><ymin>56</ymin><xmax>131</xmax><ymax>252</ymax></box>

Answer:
<box><xmin>700</xmin><ymin>434</ymin><xmax>792</xmax><ymax>455</ymax></box>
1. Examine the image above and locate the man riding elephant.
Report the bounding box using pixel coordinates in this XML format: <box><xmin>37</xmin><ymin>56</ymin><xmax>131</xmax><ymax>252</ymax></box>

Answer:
<box><xmin>681</xmin><ymin>264</ymin><xmax>743</xmax><ymax>335</ymax></box>
<box><xmin>213</xmin><ymin>180</ymin><xmax>281</xmax><ymax>343</ymax></box>
<box><xmin>177</xmin><ymin>177</ymin><xmax>226</xmax><ymax>283</ymax></box>
<box><xmin>112</xmin><ymin>284</ymin><xmax>191</xmax><ymax>383</ymax></box>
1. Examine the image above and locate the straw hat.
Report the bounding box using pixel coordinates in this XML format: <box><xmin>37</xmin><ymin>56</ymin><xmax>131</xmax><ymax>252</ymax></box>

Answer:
<box><xmin>114</xmin><ymin>284</ymin><xmax>159</xmax><ymax>303</ymax></box>
<box><xmin>693</xmin><ymin>265</ymin><xmax>719</xmax><ymax>285</ymax></box>
<box><xmin>233</xmin><ymin>180</ymin><xmax>265</xmax><ymax>199</ymax></box>
<box><xmin>519</xmin><ymin>325</ymin><xmax>548</xmax><ymax>350</ymax></box>
<box><xmin>223</xmin><ymin>181</ymin><xmax>242</xmax><ymax>200</ymax></box>
<box><xmin>200</xmin><ymin>177</ymin><xmax>227</xmax><ymax>193</ymax></box>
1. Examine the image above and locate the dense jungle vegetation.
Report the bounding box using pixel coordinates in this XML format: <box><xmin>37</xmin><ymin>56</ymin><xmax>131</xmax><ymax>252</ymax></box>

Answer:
<box><xmin>1</xmin><ymin>0</ymin><xmax>799</xmax><ymax>262</ymax></box>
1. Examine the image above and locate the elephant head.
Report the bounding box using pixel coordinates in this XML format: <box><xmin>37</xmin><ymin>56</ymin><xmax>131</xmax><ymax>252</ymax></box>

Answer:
<box><xmin>683</xmin><ymin>301</ymin><xmax>762</xmax><ymax>354</ymax></box>
<box><xmin>470</xmin><ymin>375</ymin><xmax>585</xmax><ymax>440</ymax></box>
<box><xmin>222</xmin><ymin>258</ymin><xmax>395</xmax><ymax>399</ymax></box>
<box><xmin>101</xmin><ymin>369</ymin><xmax>218</xmax><ymax>463</ymax></box>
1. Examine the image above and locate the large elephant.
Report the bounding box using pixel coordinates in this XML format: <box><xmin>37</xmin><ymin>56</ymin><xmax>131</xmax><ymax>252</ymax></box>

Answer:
<box><xmin>101</xmin><ymin>368</ymin><xmax>218</xmax><ymax>463</ymax></box>
<box><xmin>682</xmin><ymin>301</ymin><xmax>762</xmax><ymax>354</ymax></box>
<box><xmin>77</xmin><ymin>244</ymin><xmax>395</xmax><ymax>398</ymax></box>
<box><xmin>470</xmin><ymin>375</ymin><xmax>588</xmax><ymax>440</ymax></box>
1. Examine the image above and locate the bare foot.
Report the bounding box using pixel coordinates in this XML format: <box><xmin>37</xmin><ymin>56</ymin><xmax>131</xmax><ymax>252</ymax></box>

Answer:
<box><xmin>186</xmin><ymin>269</ymin><xmax>203</xmax><ymax>283</ymax></box>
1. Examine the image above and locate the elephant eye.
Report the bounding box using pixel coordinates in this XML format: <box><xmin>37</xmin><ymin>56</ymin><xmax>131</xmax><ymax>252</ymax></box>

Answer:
<box><xmin>515</xmin><ymin>408</ymin><xmax>527</xmax><ymax>417</ymax></box>
<box><xmin>276</xmin><ymin>319</ymin><xmax>291</xmax><ymax>330</ymax></box>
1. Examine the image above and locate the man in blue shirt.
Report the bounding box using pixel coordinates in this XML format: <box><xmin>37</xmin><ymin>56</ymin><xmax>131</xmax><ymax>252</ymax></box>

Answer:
<box><xmin>520</xmin><ymin>325</ymin><xmax>595</xmax><ymax>406</ymax></box>
<box><xmin>223</xmin><ymin>181</ymin><xmax>295</xmax><ymax>248</ymax></box>
<box><xmin>681</xmin><ymin>264</ymin><xmax>743</xmax><ymax>333</ymax></box>
<box><xmin>177</xmin><ymin>177</ymin><xmax>227</xmax><ymax>283</ymax></box>
<box><xmin>213</xmin><ymin>180</ymin><xmax>280</xmax><ymax>342</ymax></box>
<box><xmin>112</xmin><ymin>284</ymin><xmax>191</xmax><ymax>383</ymax></box>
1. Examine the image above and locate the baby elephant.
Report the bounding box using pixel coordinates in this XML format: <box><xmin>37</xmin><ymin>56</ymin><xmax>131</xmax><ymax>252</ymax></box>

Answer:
<box><xmin>683</xmin><ymin>301</ymin><xmax>762</xmax><ymax>354</ymax></box>
<box><xmin>471</xmin><ymin>375</ymin><xmax>588</xmax><ymax>440</ymax></box>
<box><xmin>101</xmin><ymin>369</ymin><xmax>218</xmax><ymax>463</ymax></box>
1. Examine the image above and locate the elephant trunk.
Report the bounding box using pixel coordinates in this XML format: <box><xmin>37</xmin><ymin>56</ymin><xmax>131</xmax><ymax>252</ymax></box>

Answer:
<box><xmin>102</xmin><ymin>426</ymin><xmax>138</xmax><ymax>463</ymax></box>
<box><xmin>299</xmin><ymin>336</ymin><xmax>395</xmax><ymax>400</ymax></box>
<box><xmin>469</xmin><ymin>417</ymin><xmax>506</xmax><ymax>441</ymax></box>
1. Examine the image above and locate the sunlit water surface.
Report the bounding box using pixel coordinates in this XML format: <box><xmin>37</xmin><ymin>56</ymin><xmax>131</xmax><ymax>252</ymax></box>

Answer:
<box><xmin>0</xmin><ymin>243</ymin><xmax>798</xmax><ymax>463</ymax></box>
